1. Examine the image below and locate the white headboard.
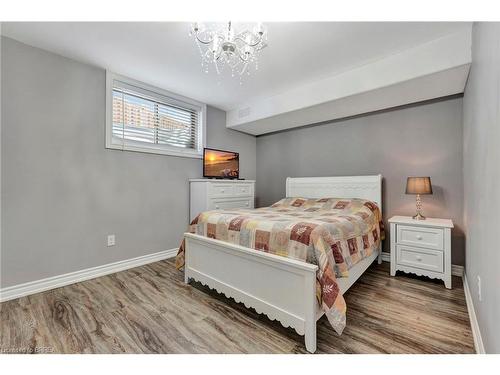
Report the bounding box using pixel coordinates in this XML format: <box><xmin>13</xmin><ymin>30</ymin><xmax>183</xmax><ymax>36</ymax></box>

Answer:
<box><xmin>286</xmin><ymin>175</ymin><xmax>382</xmax><ymax>212</ymax></box>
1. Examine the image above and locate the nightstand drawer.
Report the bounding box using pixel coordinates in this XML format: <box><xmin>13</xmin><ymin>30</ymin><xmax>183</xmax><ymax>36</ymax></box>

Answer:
<box><xmin>396</xmin><ymin>245</ymin><xmax>443</xmax><ymax>273</ymax></box>
<box><xmin>397</xmin><ymin>225</ymin><xmax>444</xmax><ymax>250</ymax></box>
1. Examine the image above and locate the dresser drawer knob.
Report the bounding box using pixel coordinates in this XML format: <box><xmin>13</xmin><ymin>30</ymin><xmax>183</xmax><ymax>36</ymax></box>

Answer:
<box><xmin>245</xmin><ymin>202</ymin><xmax>249</xmax><ymax>206</ymax></box>
<box><xmin>215</xmin><ymin>205</ymin><xmax>220</xmax><ymax>209</ymax></box>
<box><xmin>416</xmin><ymin>256</ymin><xmax>422</xmax><ymax>261</ymax></box>
<box><xmin>416</xmin><ymin>235</ymin><xmax>423</xmax><ymax>240</ymax></box>
<box><xmin>220</xmin><ymin>190</ymin><xmax>225</xmax><ymax>193</ymax></box>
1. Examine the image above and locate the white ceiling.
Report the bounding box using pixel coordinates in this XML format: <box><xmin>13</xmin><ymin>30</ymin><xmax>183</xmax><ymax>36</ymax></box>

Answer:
<box><xmin>2</xmin><ymin>22</ymin><xmax>471</xmax><ymax>111</ymax></box>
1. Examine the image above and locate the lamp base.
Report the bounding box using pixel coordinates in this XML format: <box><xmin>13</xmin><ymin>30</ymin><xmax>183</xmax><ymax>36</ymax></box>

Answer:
<box><xmin>412</xmin><ymin>194</ymin><xmax>426</xmax><ymax>220</ymax></box>
<box><xmin>412</xmin><ymin>213</ymin><xmax>426</xmax><ymax>220</ymax></box>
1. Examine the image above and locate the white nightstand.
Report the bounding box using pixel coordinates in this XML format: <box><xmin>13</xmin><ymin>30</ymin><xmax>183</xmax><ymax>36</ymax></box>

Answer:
<box><xmin>389</xmin><ymin>216</ymin><xmax>454</xmax><ymax>289</ymax></box>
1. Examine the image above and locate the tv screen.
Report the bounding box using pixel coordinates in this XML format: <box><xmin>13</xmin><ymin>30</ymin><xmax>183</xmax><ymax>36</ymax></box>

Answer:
<box><xmin>203</xmin><ymin>148</ymin><xmax>239</xmax><ymax>179</ymax></box>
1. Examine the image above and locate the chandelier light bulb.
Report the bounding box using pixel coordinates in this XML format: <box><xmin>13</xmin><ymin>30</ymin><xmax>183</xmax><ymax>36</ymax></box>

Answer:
<box><xmin>212</xmin><ymin>38</ymin><xmax>219</xmax><ymax>54</ymax></box>
<box><xmin>228</xmin><ymin>22</ymin><xmax>235</xmax><ymax>41</ymax></box>
<box><xmin>255</xmin><ymin>22</ymin><xmax>264</xmax><ymax>35</ymax></box>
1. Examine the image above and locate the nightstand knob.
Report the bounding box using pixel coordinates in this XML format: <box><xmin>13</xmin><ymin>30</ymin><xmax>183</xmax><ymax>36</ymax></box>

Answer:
<box><xmin>416</xmin><ymin>235</ymin><xmax>423</xmax><ymax>240</ymax></box>
<box><xmin>245</xmin><ymin>202</ymin><xmax>249</xmax><ymax>206</ymax></box>
<box><xmin>220</xmin><ymin>190</ymin><xmax>225</xmax><ymax>193</ymax></box>
<box><xmin>416</xmin><ymin>256</ymin><xmax>422</xmax><ymax>261</ymax></box>
<box><xmin>215</xmin><ymin>205</ymin><xmax>220</xmax><ymax>209</ymax></box>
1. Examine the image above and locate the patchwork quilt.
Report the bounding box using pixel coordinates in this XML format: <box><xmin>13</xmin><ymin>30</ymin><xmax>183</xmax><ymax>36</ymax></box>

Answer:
<box><xmin>176</xmin><ymin>197</ymin><xmax>384</xmax><ymax>335</ymax></box>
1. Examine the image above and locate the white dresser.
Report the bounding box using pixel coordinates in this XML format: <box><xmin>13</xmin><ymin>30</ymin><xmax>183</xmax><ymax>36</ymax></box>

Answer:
<box><xmin>389</xmin><ymin>216</ymin><xmax>454</xmax><ymax>289</ymax></box>
<box><xmin>189</xmin><ymin>179</ymin><xmax>256</xmax><ymax>222</ymax></box>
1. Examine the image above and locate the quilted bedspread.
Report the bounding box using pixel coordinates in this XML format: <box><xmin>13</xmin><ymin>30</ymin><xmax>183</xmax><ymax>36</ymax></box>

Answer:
<box><xmin>176</xmin><ymin>197</ymin><xmax>384</xmax><ymax>335</ymax></box>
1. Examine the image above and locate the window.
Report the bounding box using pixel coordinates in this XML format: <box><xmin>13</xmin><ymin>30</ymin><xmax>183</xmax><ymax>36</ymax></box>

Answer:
<box><xmin>106</xmin><ymin>72</ymin><xmax>205</xmax><ymax>158</ymax></box>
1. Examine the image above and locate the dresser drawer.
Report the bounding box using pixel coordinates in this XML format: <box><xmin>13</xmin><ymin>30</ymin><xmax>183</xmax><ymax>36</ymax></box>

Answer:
<box><xmin>233</xmin><ymin>183</ymin><xmax>254</xmax><ymax>197</ymax></box>
<box><xmin>397</xmin><ymin>225</ymin><xmax>444</xmax><ymax>250</ymax></box>
<box><xmin>396</xmin><ymin>245</ymin><xmax>443</xmax><ymax>273</ymax></box>
<box><xmin>208</xmin><ymin>183</ymin><xmax>234</xmax><ymax>197</ymax></box>
<box><xmin>208</xmin><ymin>198</ymin><xmax>253</xmax><ymax>211</ymax></box>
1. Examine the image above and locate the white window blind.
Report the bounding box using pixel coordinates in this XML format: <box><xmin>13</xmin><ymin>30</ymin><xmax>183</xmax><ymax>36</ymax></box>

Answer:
<box><xmin>106</xmin><ymin>73</ymin><xmax>204</xmax><ymax>158</ymax></box>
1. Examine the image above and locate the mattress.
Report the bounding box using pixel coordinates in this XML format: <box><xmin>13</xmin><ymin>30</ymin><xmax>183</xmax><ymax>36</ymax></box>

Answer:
<box><xmin>176</xmin><ymin>197</ymin><xmax>384</xmax><ymax>335</ymax></box>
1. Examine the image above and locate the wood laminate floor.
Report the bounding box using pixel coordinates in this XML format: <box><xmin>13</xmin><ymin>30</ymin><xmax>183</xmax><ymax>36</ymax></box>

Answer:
<box><xmin>0</xmin><ymin>259</ymin><xmax>474</xmax><ymax>354</ymax></box>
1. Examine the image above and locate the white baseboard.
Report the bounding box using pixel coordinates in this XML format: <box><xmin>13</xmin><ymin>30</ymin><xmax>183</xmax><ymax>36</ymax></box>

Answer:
<box><xmin>380</xmin><ymin>251</ymin><xmax>464</xmax><ymax>277</ymax></box>
<box><xmin>451</xmin><ymin>264</ymin><xmax>464</xmax><ymax>277</ymax></box>
<box><xmin>463</xmin><ymin>273</ymin><xmax>486</xmax><ymax>354</ymax></box>
<box><xmin>0</xmin><ymin>248</ymin><xmax>178</xmax><ymax>303</ymax></box>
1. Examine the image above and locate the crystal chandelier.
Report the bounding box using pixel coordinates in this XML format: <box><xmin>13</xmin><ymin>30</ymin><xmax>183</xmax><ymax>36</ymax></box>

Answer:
<box><xmin>189</xmin><ymin>22</ymin><xmax>268</xmax><ymax>79</ymax></box>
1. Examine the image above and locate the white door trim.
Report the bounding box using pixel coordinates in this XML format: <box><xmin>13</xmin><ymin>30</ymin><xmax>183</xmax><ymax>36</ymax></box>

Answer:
<box><xmin>0</xmin><ymin>248</ymin><xmax>178</xmax><ymax>303</ymax></box>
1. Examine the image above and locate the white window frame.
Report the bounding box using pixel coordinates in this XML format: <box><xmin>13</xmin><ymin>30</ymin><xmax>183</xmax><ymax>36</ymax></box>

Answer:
<box><xmin>105</xmin><ymin>71</ymin><xmax>206</xmax><ymax>158</ymax></box>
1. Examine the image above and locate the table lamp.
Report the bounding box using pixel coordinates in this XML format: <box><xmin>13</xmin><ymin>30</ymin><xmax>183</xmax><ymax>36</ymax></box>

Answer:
<box><xmin>406</xmin><ymin>177</ymin><xmax>433</xmax><ymax>220</ymax></box>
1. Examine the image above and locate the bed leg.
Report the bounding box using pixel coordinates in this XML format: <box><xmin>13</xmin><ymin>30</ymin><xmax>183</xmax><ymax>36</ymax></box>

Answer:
<box><xmin>377</xmin><ymin>244</ymin><xmax>383</xmax><ymax>264</ymax></box>
<box><xmin>305</xmin><ymin>320</ymin><xmax>317</xmax><ymax>353</ymax></box>
<box><xmin>304</xmin><ymin>272</ymin><xmax>317</xmax><ymax>353</ymax></box>
<box><xmin>184</xmin><ymin>238</ymin><xmax>190</xmax><ymax>284</ymax></box>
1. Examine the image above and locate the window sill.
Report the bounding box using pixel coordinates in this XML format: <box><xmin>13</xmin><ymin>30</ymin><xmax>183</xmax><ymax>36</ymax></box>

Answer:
<box><xmin>105</xmin><ymin>142</ymin><xmax>203</xmax><ymax>159</ymax></box>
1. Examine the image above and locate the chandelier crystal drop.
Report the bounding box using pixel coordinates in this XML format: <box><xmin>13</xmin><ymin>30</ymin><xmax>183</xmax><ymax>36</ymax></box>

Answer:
<box><xmin>189</xmin><ymin>22</ymin><xmax>268</xmax><ymax>80</ymax></box>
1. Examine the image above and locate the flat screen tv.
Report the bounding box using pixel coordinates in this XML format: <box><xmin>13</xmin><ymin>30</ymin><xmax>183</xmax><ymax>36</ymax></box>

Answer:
<box><xmin>203</xmin><ymin>148</ymin><xmax>239</xmax><ymax>179</ymax></box>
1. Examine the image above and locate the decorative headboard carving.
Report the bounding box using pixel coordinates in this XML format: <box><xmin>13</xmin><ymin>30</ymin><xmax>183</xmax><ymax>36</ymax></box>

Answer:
<box><xmin>286</xmin><ymin>175</ymin><xmax>382</xmax><ymax>212</ymax></box>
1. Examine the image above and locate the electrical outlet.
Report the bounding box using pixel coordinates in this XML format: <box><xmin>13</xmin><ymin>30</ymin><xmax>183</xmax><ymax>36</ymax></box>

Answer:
<box><xmin>477</xmin><ymin>275</ymin><xmax>482</xmax><ymax>302</ymax></box>
<box><xmin>107</xmin><ymin>234</ymin><xmax>116</xmax><ymax>247</ymax></box>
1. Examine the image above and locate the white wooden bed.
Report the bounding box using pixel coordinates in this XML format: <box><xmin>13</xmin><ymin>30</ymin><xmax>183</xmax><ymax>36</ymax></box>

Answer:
<box><xmin>183</xmin><ymin>175</ymin><xmax>383</xmax><ymax>353</ymax></box>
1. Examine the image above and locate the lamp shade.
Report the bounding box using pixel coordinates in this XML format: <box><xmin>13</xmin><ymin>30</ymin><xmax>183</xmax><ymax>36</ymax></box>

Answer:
<box><xmin>406</xmin><ymin>177</ymin><xmax>433</xmax><ymax>195</ymax></box>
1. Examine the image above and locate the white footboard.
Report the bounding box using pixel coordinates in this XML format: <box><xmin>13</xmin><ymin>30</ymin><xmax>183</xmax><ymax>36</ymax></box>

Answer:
<box><xmin>184</xmin><ymin>232</ymin><xmax>319</xmax><ymax>353</ymax></box>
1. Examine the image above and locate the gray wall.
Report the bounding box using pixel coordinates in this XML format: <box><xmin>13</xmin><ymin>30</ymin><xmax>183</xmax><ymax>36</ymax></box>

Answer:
<box><xmin>0</xmin><ymin>37</ymin><xmax>256</xmax><ymax>288</ymax></box>
<box><xmin>206</xmin><ymin>105</ymin><xmax>256</xmax><ymax>180</ymax></box>
<box><xmin>463</xmin><ymin>23</ymin><xmax>500</xmax><ymax>353</ymax></box>
<box><xmin>256</xmin><ymin>98</ymin><xmax>465</xmax><ymax>265</ymax></box>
